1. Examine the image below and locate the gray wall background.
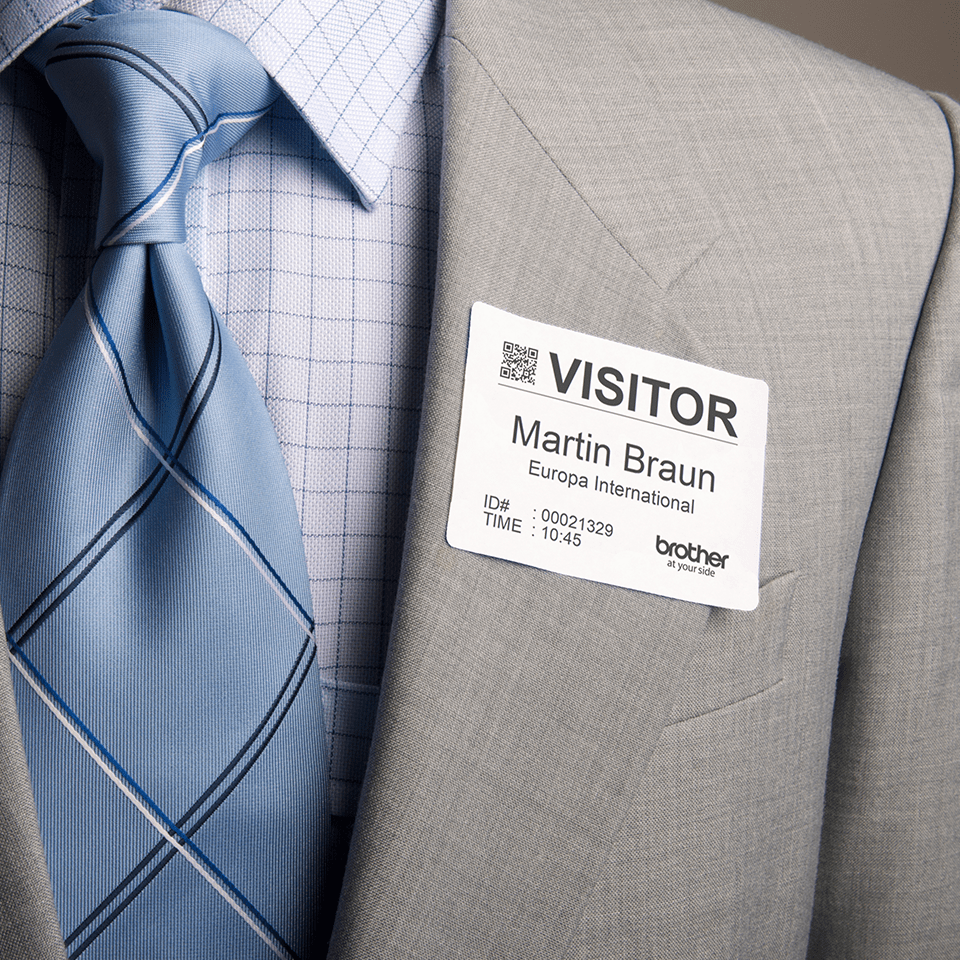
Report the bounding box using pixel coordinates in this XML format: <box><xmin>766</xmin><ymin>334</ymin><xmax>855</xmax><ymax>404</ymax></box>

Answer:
<box><xmin>712</xmin><ymin>0</ymin><xmax>959</xmax><ymax>101</ymax></box>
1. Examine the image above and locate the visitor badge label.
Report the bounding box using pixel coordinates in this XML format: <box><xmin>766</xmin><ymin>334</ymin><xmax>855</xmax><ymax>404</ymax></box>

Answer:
<box><xmin>445</xmin><ymin>302</ymin><xmax>769</xmax><ymax>610</ymax></box>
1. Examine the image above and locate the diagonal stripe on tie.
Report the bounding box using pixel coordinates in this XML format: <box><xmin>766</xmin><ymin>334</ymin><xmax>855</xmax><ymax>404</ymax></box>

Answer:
<box><xmin>7</xmin><ymin>299</ymin><xmax>221</xmax><ymax>648</ymax></box>
<box><xmin>64</xmin><ymin>634</ymin><xmax>317</xmax><ymax>957</ymax></box>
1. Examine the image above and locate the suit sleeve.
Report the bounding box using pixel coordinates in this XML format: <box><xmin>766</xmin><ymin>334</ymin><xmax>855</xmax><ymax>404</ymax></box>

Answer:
<box><xmin>808</xmin><ymin>93</ymin><xmax>960</xmax><ymax>959</ymax></box>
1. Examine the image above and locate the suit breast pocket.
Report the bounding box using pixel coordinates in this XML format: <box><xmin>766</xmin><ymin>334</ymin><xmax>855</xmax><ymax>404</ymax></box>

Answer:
<box><xmin>668</xmin><ymin>570</ymin><xmax>800</xmax><ymax>725</ymax></box>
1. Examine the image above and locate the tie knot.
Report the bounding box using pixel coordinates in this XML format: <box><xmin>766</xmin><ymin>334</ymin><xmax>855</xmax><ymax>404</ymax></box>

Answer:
<box><xmin>36</xmin><ymin>10</ymin><xmax>278</xmax><ymax>247</ymax></box>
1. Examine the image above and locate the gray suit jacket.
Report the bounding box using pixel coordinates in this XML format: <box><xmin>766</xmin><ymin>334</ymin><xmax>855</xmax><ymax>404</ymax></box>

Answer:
<box><xmin>2</xmin><ymin>0</ymin><xmax>958</xmax><ymax>957</ymax></box>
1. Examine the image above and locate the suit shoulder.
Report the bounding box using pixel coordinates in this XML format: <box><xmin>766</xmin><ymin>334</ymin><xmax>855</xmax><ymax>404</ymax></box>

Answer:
<box><xmin>446</xmin><ymin>0</ymin><xmax>953</xmax><ymax>273</ymax></box>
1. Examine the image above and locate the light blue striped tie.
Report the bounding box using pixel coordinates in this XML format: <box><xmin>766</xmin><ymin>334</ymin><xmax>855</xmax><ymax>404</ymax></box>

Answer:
<box><xmin>0</xmin><ymin>10</ymin><xmax>329</xmax><ymax>959</ymax></box>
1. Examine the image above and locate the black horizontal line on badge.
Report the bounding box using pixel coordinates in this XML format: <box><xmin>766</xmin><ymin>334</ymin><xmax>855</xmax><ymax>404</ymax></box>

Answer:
<box><xmin>497</xmin><ymin>381</ymin><xmax>741</xmax><ymax>446</ymax></box>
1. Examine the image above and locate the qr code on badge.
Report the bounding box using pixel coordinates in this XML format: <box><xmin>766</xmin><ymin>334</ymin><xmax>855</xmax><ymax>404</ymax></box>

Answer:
<box><xmin>500</xmin><ymin>341</ymin><xmax>538</xmax><ymax>384</ymax></box>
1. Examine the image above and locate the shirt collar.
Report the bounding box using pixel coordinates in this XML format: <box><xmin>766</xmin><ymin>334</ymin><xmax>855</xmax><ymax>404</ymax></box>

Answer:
<box><xmin>0</xmin><ymin>0</ymin><xmax>86</xmax><ymax>67</ymax></box>
<box><xmin>1</xmin><ymin>0</ymin><xmax>443</xmax><ymax>209</ymax></box>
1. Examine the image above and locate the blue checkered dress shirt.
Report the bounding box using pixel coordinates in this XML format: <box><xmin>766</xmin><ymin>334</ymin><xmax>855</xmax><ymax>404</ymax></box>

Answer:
<box><xmin>0</xmin><ymin>0</ymin><xmax>444</xmax><ymax>818</ymax></box>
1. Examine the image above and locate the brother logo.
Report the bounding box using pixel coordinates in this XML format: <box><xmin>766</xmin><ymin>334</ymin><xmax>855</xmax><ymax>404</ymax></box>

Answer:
<box><xmin>656</xmin><ymin>534</ymin><xmax>729</xmax><ymax>568</ymax></box>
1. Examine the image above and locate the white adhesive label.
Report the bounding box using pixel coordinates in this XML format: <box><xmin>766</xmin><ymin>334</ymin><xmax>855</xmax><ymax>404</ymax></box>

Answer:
<box><xmin>445</xmin><ymin>303</ymin><xmax>769</xmax><ymax>610</ymax></box>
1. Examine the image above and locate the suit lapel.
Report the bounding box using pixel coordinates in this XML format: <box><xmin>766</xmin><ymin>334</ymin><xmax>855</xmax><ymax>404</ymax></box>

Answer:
<box><xmin>0</xmin><ymin>616</ymin><xmax>67</xmax><ymax>960</ymax></box>
<box><xmin>329</xmin><ymin>4</ymin><xmax>720</xmax><ymax>955</ymax></box>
